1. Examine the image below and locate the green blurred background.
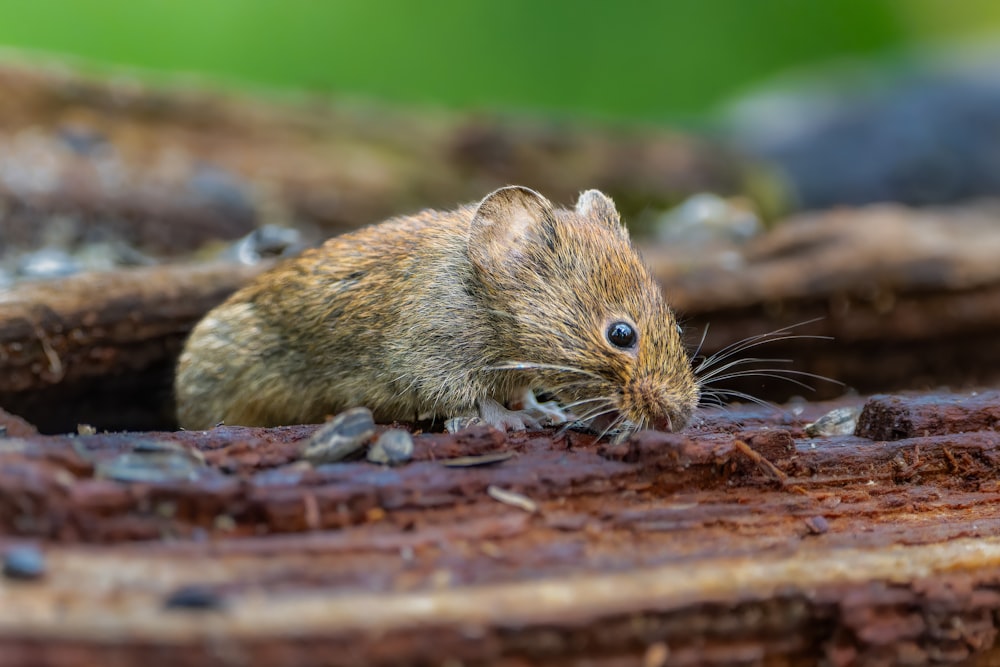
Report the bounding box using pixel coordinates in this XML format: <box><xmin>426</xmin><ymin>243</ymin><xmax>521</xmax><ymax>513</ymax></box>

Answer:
<box><xmin>0</xmin><ymin>0</ymin><xmax>997</xmax><ymax>122</ymax></box>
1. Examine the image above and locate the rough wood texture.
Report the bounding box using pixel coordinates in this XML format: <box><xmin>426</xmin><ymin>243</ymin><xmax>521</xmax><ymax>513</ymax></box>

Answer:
<box><xmin>0</xmin><ymin>262</ymin><xmax>267</xmax><ymax>432</ymax></box>
<box><xmin>0</xmin><ymin>61</ymin><xmax>745</xmax><ymax>254</ymax></box>
<box><xmin>5</xmin><ymin>202</ymin><xmax>1000</xmax><ymax>431</ymax></box>
<box><xmin>649</xmin><ymin>203</ymin><xmax>1000</xmax><ymax>400</ymax></box>
<box><xmin>1</xmin><ymin>392</ymin><xmax>1000</xmax><ymax>665</ymax></box>
<box><xmin>2</xmin><ymin>58</ymin><xmax>1000</xmax><ymax>667</ymax></box>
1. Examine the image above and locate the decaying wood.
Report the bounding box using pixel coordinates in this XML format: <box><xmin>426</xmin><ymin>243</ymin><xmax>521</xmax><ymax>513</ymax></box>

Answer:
<box><xmin>5</xmin><ymin>201</ymin><xmax>1000</xmax><ymax>431</ymax></box>
<box><xmin>647</xmin><ymin>203</ymin><xmax>1000</xmax><ymax>399</ymax></box>
<box><xmin>3</xmin><ymin>56</ymin><xmax>1000</xmax><ymax>667</ymax></box>
<box><xmin>856</xmin><ymin>390</ymin><xmax>1000</xmax><ymax>440</ymax></box>
<box><xmin>2</xmin><ymin>393</ymin><xmax>1000</xmax><ymax>665</ymax></box>
<box><xmin>0</xmin><ymin>262</ymin><xmax>267</xmax><ymax>431</ymax></box>
<box><xmin>0</xmin><ymin>61</ymin><xmax>745</xmax><ymax>254</ymax></box>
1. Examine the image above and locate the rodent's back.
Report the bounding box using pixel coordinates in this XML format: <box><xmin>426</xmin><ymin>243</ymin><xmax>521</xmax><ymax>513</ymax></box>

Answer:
<box><xmin>175</xmin><ymin>206</ymin><xmax>494</xmax><ymax>429</ymax></box>
<box><xmin>176</xmin><ymin>186</ymin><xmax>699</xmax><ymax>435</ymax></box>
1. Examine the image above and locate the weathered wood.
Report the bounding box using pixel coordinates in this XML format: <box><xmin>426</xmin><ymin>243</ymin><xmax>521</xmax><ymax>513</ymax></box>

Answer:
<box><xmin>649</xmin><ymin>204</ymin><xmax>1000</xmax><ymax>400</ymax></box>
<box><xmin>0</xmin><ymin>263</ymin><xmax>267</xmax><ymax>431</ymax></box>
<box><xmin>5</xmin><ymin>202</ymin><xmax>1000</xmax><ymax>431</ymax></box>
<box><xmin>856</xmin><ymin>391</ymin><xmax>1000</xmax><ymax>440</ymax></box>
<box><xmin>3</xmin><ymin>56</ymin><xmax>1000</xmax><ymax>667</ymax></box>
<box><xmin>1</xmin><ymin>394</ymin><xmax>1000</xmax><ymax>665</ymax></box>
<box><xmin>0</xmin><ymin>61</ymin><xmax>746</xmax><ymax>254</ymax></box>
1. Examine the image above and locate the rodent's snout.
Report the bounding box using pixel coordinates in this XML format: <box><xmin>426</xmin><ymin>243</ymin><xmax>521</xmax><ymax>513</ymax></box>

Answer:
<box><xmin>647</xmin><ymin>403</ymin><xmax>693</xmax><ymax>433</ymax></box>
<box><xmin>651</xmin><ymin>415</ymin><xmax>674</xmax><ymax>433</ymax></box>
<box><xmin>624</xmin><ymin>376</ymin><xmax>699</xmax><ymax>433</ymax></box>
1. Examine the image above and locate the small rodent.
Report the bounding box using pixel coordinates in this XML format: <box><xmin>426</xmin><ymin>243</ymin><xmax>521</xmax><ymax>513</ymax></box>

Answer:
<box><xmin>175</xmin><ymin>186</ymin><xmax>700</xmax><ymax>435</ymax></box>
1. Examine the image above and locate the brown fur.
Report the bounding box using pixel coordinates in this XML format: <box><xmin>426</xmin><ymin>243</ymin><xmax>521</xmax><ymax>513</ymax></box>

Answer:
<box><xmin>175</xmin><ymin>186</ymin><xmax>699</xmax><ymax>433</ymax></box>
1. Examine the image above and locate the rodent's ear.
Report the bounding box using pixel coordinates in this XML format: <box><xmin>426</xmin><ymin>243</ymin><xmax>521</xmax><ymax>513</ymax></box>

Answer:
<box><xmin>468</xmin><ymin>185</ymin><xmax>557</xmax><ymax>272</ymax></box>
<box><xmin>576</xmin><ymin>189</ymin><xmax>626</xmax><ymax>235</ymax></box>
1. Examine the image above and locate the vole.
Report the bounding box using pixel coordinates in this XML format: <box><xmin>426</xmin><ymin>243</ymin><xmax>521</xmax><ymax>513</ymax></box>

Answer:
<box><xmin>175</xmin><ymin>186</ymin><xmax>700</xmax><ymax>436</ymax></box>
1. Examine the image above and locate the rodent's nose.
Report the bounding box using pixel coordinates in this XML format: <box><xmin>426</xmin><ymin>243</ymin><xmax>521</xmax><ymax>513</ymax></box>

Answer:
<box><xmin>652</xmin><ymin>415</ymin><xmax>674</xmax><ymax>433</ymax></box>
<box><xmin>626</xmin><ymin>377</ymin><xmax>696</xmax><ymax>433</ymax></box>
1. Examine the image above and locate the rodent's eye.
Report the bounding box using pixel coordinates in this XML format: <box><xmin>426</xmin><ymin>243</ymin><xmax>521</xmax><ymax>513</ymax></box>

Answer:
<box><xmin>606</xmin><ymin>321</ymin><xmax>637</xmax><ymax>349</ymax></box>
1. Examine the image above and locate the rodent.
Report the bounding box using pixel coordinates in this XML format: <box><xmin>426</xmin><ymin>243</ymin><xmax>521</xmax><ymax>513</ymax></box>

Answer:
<box><xmin>175</xmin><ymin>186</ymin><xmax>700</xmax><ymax>435</ymax></box>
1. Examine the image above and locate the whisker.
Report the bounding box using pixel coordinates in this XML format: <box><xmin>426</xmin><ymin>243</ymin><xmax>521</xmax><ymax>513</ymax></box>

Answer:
<box><xmin>696</xmin><ymin>399</ymin><xmax>729</xmax><ymax>411</ymax></box>
<box><xmin>699</xmin><ymin>388</ymin><xmax>777</xmax><ymax>411</ymax></box>
<box><xmin>560</xmin><ymin>396</ymin><xmax>614</xmax><ymax>411</ymax></box>
<box><xmin>695</xmin><ymin>333</ymin><xmax>832</xmax><ymax>374</ymax></box>
<box><xmin>556</xmin><ymin>400</ymin><xmax>615</xmax><ymax>435</ymax></box>
<box><xmin>690</xmin><ymin>322</ymin><xmax>710</xmax><ymax>360</ymax></box>
<box><xmin>693</xmin><ymin>317</ymin><xmax>829</xmax><ymax>371</ymax></box>
<box><xmin>696</xmin><ymin>397</ymin><xmax>730</xmax><ymax>411</ymax></box>
<box><xmin>703</xmin><ymin>371</ymin><xmax>818</xmax><ymax>393</ymax></box>
<box><xmin>694</xmin><ymin>327</ymin><xmax>788</xmax><ymax>367</ymax></box>
<box><xmin>485</xmin><ymin>362</ymin><xmax>603</xmax><ymax>381</ymax></box>
<box><xmin>695</xmin><ymin>326</ymin><xmax>829</xmax><ymax>366</ymax></box>
<box><xmin>574</xmin><ymin>405</ymin><xmax>619</xmax><ymax>423</ymax></box>
<box><xmin>613</xmin><ymin>417</ymin><xmax>641</xmax><ymax>444</ymax></box>
<box><xmin>541</xmin><ymin>379</ymin><xmax>599</xmax><ymax>395</ymax></box>
<box><xmin>596</xmin><ymin>413</ymin><xmax>627</xmax><ymax>442</ymax></box>
<box><xmin>697</xmin><ymin>356</ymin><xmax>796</xmax><ymax>382</ymax></box>
<box><xmin>703</xmin><ymin>368</ymin><xmax>844</xmax><ymax>389</ymax></box>
<box><xmin>560</xmin><ymin>405</ymin><xmax>621</xmax><ymax>438</ymax></box>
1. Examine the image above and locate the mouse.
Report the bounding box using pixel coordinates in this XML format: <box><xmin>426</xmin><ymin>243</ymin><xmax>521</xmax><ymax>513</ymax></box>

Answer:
<box><xmin>175</xmin><ymin>185</ymin><xmax>700</xmax><ymax>436</ymax></box>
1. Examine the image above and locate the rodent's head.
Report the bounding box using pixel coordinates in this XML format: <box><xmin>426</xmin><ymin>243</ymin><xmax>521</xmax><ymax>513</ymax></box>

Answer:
<box><xmin>468</xmin><ymin>185</ymin><xmax>700</xmax><ymax>435</ymax></box>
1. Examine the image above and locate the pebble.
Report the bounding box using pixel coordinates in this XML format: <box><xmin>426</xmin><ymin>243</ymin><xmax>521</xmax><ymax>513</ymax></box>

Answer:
<box><xmin>444</xmin><ymin>416</ymin><xmax>481</xmax><ymax>433</ymax></box>
<box><xmin>440</xmin><ymin>451</ymin><xmax>515</xmax><ymax>468</ymax></box>
<box><xmin>57</xmin><ymin>125</ymin><xmax>108</xmax><ymax>155</ymax></box>
<box><xmin>226</xmin><ymin>225</ymin><xmax>303</xmax><ymax>265</ymax></box>
<box><xmin>3</xmin><ymin>546</ymin><xmax>46</xmax><ymax>580</ymax></box>
<box><xmin>15</xmin><ymin>248</ymin><xmax>82</xmax><ymax>280</ymax></box>
<box><xmin>804</xmin><ymin>515</ymin><xmax>830</xmax><ymax>535</ymax></box>
<box><xmin>163</xmin><ymin>584</ymin><xmax>226</xmax><ymax>611</ymax></box>
<box><xmin>805</xmin><ymin>406</ymin><xmax>861</xmax><ymax>437</ymax></box>
<box><xmin>131</xmin><ymin>439</ymin><xmax>184</xmax><ymax>453</ymax></box>
<box><xmin>95</xmin><ymin>447</ymin><xmax>208</xmax><ymax>483</ymax></box>
<box><xmin>302</xmin><ymin>407</ymin><xmax>376</xmax><ymax>465</ymax></box>
<box><xmin>188</xmin><ymin>165</ymin><xmax>253</xmax><ymax>216</ymax></box>
<box><xmin>366</xmin><ymin>429</ymin><xmax>414</xmax><ymax>465</ymax></box>
<box><xmin>655</xmin><ymin>192</ymin><xmax>762</xmax><ymax>246</ymax></box>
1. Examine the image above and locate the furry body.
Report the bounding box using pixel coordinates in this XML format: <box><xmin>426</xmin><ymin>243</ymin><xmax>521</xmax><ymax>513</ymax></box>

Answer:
<box><xmin>175</xmin><ymin>187</ymin><xmax>699</xmax><ymax>433</ymax></box>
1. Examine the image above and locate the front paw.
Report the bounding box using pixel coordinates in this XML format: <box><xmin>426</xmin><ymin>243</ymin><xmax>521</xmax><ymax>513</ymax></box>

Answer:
<box><xmin>520</xmin><ymin>388</ymin><xmax>573</xmax><ymax>425</ymax></box>
<box><xmin>477</xmin><ymin>398</ymin><xmax>542</xmax><ymax>432</ymax></box>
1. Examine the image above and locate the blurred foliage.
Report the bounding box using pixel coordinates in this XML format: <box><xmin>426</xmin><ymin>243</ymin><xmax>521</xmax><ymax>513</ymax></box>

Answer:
<box><xmin>0</xmin><ymin>1</ymin><xmax>997</xmax><ymax>122</ymax></box>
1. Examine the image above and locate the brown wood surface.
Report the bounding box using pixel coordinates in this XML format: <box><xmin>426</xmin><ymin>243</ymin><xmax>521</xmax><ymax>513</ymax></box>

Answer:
<box><xmin>1</xmin><ymin>393</ymin><xmax>1000</xmax><ymax>666</ymax></box>
<box><xmin>2</xmin><ymin>62</ymin><xmax>1000</xmax><ymax>667</ymax></box>
<box><xmin>651</xmin><ymin>203</ymin><xmax>1000</xmax><ymax>402</ymax></box>
<box><xmin>4</xmin><ymin>202</ymin><xmax>1000</xmax><ymax>431</ymax></box>
<box><xmin>0</xmin><ymin>61</ymin><xmax>746</xmax><ymax>252</ymax></box>
<box><xmin>0</xmin><ymin>263</ymin><xmax>267</xmax><ymax>432</ymax></box>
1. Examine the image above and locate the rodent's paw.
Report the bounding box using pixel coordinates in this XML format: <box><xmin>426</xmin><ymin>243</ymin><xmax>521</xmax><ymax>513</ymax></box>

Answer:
<box><xmin>477</xmin><ymin>398</ymin><xmax>542</xmax><ymax>433</ymax></box>
<box><xmin>444</xmin><ymin>416</ymin><xmax>481</xmax><ymax>434</ymax></box>
<box><xmin>520</xmin><ymin>389</ymin><xmax>573</xmax><ymax>426</ymax></box>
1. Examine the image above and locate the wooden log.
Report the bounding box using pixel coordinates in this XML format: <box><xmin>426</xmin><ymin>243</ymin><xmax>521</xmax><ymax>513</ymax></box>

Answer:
<box><xmin>647</xmin><ymin>204</ymin><xmax>1000</xmax><ymax>400</ymax></box>
<box><xmin>0</xmin><ymin>61</ymin><xmax>748</xmax><ymax>255</ymax></box>
<box><xmin>1</xmin><ymin>394</ymin><xmax>1000</xmax><ymax>664</ymax></box>
<box><xmin>855</xmin><ymin>391</ymin><xmax>1000</xmax><ymax>440</ymax></box>
<box><xmin>0</xmin><ymin>263</ymin><xmax>267</xmax><ymax>432</ymax></box>
<box><xmin>5</xmin><ymin>202</ymin><xmax>1000</xmax><ymax>431</ymax></box>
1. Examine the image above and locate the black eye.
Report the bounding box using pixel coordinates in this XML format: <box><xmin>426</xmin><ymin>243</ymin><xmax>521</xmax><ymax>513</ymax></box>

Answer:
<box><xmin>607</xmin><ymin>321</ymin><xmax>636</xmax><ymax>349</ymax></box>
